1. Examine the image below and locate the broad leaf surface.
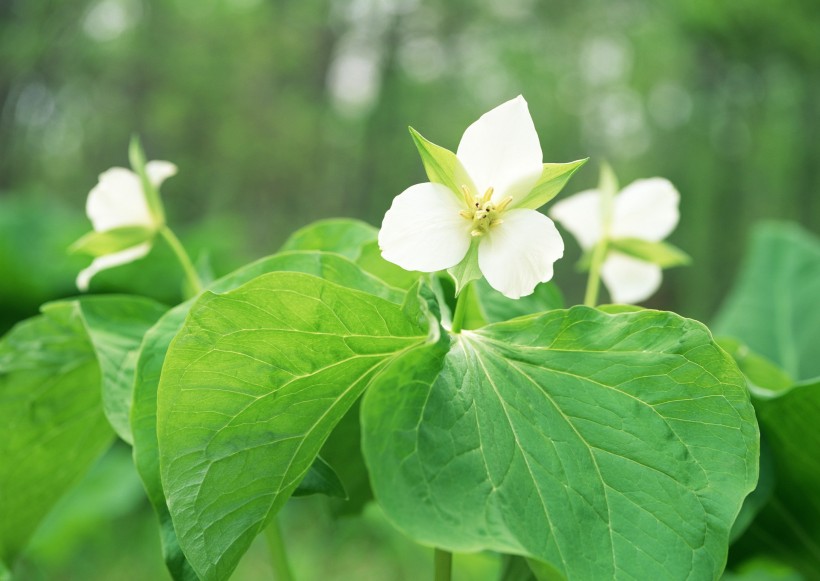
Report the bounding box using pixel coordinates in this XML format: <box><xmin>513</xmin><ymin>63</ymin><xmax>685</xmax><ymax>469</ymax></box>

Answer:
<box><xmin>363</xmin><ymin>307</ymin><xmax>758</xmax><ymax>580</ymax></box>
<box><xmin>714</xmin><ymin>223</ymin><xmax>820</xmax><ymax>380</ymax></box>
<box><xmin>156</xmin><ymin>272</ymin><xmax>431</xmax><ymax>581</ymax></box>
<box><xmin>131</xmin><ymin>251</ymin><xmax>402</xmax><ymax>579</ymax></box>
<box><xmin>280</xmin><ymin>218</ymin><xmax>419</xmax><ymax>290</ymax></box>
<box><xmin>0</xmin><ymin>305</ymin><xmax>112</xmax><ymax>567</ymax></box>
<box><xmin>731</xmin><ymin>378</ymin><xmax>820</xmax><ymax>579</ymax></box>
<box><xmin>71</xmin><ymin>296</ymin><xmax>167</xmax><ymax>443</ymax></box>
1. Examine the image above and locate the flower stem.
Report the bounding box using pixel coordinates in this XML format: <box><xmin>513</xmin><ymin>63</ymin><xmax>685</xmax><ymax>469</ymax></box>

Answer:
<box><xmin>584</xmin><ymin>240</ymin><xmax>608</xmax><ymax>307</ymax></box>
<box><xmin>264</xmin><ymin>518</ymin><xmax>294</xmax><ymax>581</ymax></box>
<box><xmin>434</xmin><ymin>548</ymin><xmax>452</xmax><ymax>581</ymax></box>
<box><xmin>159</xmin><ymin>226</ymin><xmax>203</xmax><ymax>298</ymax></box>
<box><xmin>450</xmin><ymin>283</ymin><xmax>472</xmax><ymax>334</ymax></box>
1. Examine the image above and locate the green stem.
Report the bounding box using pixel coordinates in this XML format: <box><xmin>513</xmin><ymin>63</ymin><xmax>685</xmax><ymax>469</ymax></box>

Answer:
<box><xmin>434</xmin><ymin>548</ymin><xmax>452</xmax><ymax>581</ymax></box>
<box><xmin>450</xmin><ymin>283</ymin><xmax>472</xmax><ymax>334</ymax></box>
<box><xmin>584</xmin><ymin>240</ymin><xmax>608</xmax><ymax>307</ymax></box>
<box><xmin>264</xmin><ymin>518</ymin><xmax>294</xmax><ymax>581</ymax></box>
<box><xmin>159</xmin><ymin>226</ymin><xmax>203</xmax><ymax>297</ymax></box>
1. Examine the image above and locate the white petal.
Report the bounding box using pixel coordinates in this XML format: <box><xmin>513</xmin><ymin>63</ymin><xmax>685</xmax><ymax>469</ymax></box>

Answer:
<box><xmin>456</xmin><ymin>96</ymin><xmax>543</xmax><ymax>205</ymax></box>
<box><xmin>478</xmin><ymin>209</ymin><xmax>564</xmax><ymax>299</ymax></box>
<box><xmin>76</xmin><ymin>243</ymin><xmax>152</xmax><ymax>291</ymax></box>
<box><xmin>146</xmin><ymin>160</ymin><xmax>178</xmax><ymax>187</ymax></box>
<box><xmin>548</xmin><ymin>189</ymin><xmax>603</xmax><ymax>250</ymax></box>
<box><xmin>378</xmin><ymin>182</ymin><xmax>471</xmax><ymax>272</ymax></box>
<box><xmin>611</xmin><ymin>178</ymin><xmax>680</xmax><ymax>242</ymax></box>
<box><xmin>601</xmin><ymin>252</ymin><xmax>662</xmax><ymax>304</ymax></box>
<box><xmin>86</xmin><ymin>168</ymin><xmax>154</xmax><ymax>232</ymax></box>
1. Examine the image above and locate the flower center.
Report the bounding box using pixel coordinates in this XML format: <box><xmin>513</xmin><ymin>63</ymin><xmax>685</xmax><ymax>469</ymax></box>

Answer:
<box><xmin>459</xmin><ymin>185</ymin><xmax>513</xmax><ymax>237</ymax></box>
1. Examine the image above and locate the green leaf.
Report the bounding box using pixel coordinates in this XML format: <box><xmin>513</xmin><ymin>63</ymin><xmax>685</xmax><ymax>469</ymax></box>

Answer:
<box><xmin>280</xmin><ymin>218</ymin><xmax>420</xmax><ymax>290</ymax></box>
<box><xmin>609</xmin><ymin>238</ymin><xmax>691</xmax><ymax>268</ymax></box>
<box><xmin>69</xmin><ymin>226</ymin><xmax>156</xmax><ymax>257</ymax></box>
<box><xmin>731</xmin><ymin>378</ymin><xmax>820</xmax><ymax>579</ymax></box>
<box><xmin>473</xmin><ymin>278</ymin><xmax>563</xmax><ymax>324</ymax></box>
<box><xmin>714</xmin><ymin>222</ymin><xmax>820</xmax><ymax>380</ymax></box>
<box><xmin>129</xmin><ymin>135</ymin><xmax>165</xmax><ymax>224</ymax></box>
<box><xmin>447</xmin><ymin>239</ymin><xmax>482</xmax><ymax>295</ymax></box>
<box><xmin>717</xmin><ymin>338</ymin><xmax>793</xmax><ymax>396</ymax></box>
<box><xmin>409</xmin><ymin>127</ymin><xmax>474</xmax><ymax>196</ymax></box>
<box><xmin>155</xmin><ymin>272</ymin><xmax>432</xmax><ymax>581</ymax></box>
<box><xmin>0</xmin><ymin>305</ymin><xmax>113</xmax><ymax>567</ymax></box>
<box><xmin>60</xmin><ymin>296</ymin><xmax>167</xmax><ymax>444</ymax></box>
<box><xmin>513</xmin><ymin>159</ymin><xmax>588</xmax><ymax>210</ymax></box>
<box><xmin>131</xmin><ymin>251</ymin><xmax>407</xmax><ymax>579</ymax></box>
<box><xmin>363</xmin><ymin>307</ymin><xmax>758</xmax><ymax>580</ymax></box>
<box><xmin>291</xmin><ymin>456</ymin><xmax>347</xmax><ymax>499</ymax></box>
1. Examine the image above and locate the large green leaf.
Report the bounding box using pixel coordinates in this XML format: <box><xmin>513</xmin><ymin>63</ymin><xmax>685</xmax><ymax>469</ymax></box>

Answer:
<box><xmin>363</xmin><ymin>307</ymin><xmax>758</xmax><ymax>580</ymax></box>
<box><xmin>731</xmin><ymin>378</ymin><xmax>820</xmax><ymax>579</ymax></box>
<box><xmin>0</xmin><ymin>305</ymin><xmax>113</xmax><ymax>567</ymax></box>
<box><xmin>280</xmin><ymin>218</ymin><xmax>419</xmax><ymax>290</ymax></box>
<box><xmin>155</xmin><ymin>272</ymin><xmax>433</xmax><ymax>581</ymax></box>
<box><xmin>69</xmin><ymin>296</ymin><xmax>167</xmax><ymax>443</ymax></box>
<box><xmin>131</xmin><ymin>251</ymin><xmax>404</xmax><ymax>579</ymax></box>
<box><xmin>714</xmin><ymin>223</ymin><xmax>820</xmax><ymax>381</ymax></box>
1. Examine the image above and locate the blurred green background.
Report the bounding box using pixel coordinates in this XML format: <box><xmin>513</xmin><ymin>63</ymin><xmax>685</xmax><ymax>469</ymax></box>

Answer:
<box><xmin>1</xmin><ymin>0</ymin><xmax>819</xmax><ymax>578</ymax></box>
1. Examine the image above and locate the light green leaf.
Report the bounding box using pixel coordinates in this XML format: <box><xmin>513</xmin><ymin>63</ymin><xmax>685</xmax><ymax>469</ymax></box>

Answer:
<box><xmin>280</xmin><ymin>218</ymin><xmax>420</xmax><ymax>290</ymax></box>
<box><xmin>129</xmin><ymin>135</ymin><xmax>165</xmax><ymax>224</ymax></box>
<box><xmin>61</xmin><ymin>296</ymin><xmax>167</xmax><ymax>444</ymax></box>
<box><xmin>409</xmin><ymin>127</ymin><xmax>474</xmax><ymax>196</ymax></box>
<box><xmin>363</xmin><ymin>307</ymin><xmax>758</xmax><ymax>580</ymax></box>
<box><xmin>447</xmin><ymin>239</ymin><xmax>482</xmax><ymax>295</ymax></box>
<box><xmin>156</xmin><ymin>272</ymin><xmax>432</xmax><ymax>581</ymax></box>
<box><xmin>131</xmin><ymin>250</ymin><xmax>406</xmax><ymax>579</ymax></box>
<box><xmin>609</xmin><ymin>238</ymin><xmax>691</xmax><ymax>268</ymax></box>
<box><xmin>0</xmin><ymin>305</ymin><xmax>113</xmax><ymax>567</ymax></box>
<box><xmin>513</xmin><ymin>159</ymin><xmax>588</xmax><ymax>210</ymax></box>
<box><xmin>69</xmin><ymin>226</ymin><xmax>156</xmax><ymax>257</ymax></box>
<box><xmin>731</xmin><ymin>378</ymin><xmax>820</xmax><ymax>579</ymax></box>
<box><xmin>714</xmin><ymin>222</ymin><xmax>820</xmax><ymax>380</ymax></box>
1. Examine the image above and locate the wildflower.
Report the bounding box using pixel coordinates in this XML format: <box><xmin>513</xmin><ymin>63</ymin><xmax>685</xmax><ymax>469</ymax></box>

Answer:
<box><xmin>378</xmin><ymin>96</ymin><xmax>583</xmax><ymax>299</ymax></box>
<box><xmin>550</xmin><ymin>176</ymin><xmax>684</xmax><ymax>303</ymax></box>
<box><xmin>73</xmin><ymin>161</ymin><xmax>176</xmax><ymax>291</ymax></box>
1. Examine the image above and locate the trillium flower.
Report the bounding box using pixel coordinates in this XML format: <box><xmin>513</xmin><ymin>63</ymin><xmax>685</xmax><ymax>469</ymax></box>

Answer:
<box><xmin>378</xmin><ymin>96</ymin><xmax>585</xmax><ymax>299</ymax></box>
<box><xmin>550</xmin><ymin>174</ymin><xmax>686</xmax><ymax>304</ymax></box>
<box><xmin>74</xmin><ymin>160</ymin><xmax>177</xmax><ymax>291</ymax></box>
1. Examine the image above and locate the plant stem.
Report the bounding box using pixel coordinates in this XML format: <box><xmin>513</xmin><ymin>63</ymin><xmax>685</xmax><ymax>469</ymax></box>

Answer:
<box><xmin>450</xmin><ymin>283</ymin><xmax>472</xmax><ymax>334</ymax></box>
<box><xmin>264</xmin><ymin>518</ymin><xmax>294</xmax><ymax>581</ymax></box>
<box><xmin>434</xmin><ymin>548</ymin><xmax>452</xmax><ymax>581</ymax></box>
<box><xmin>159</xmin><ymin>226</ymin><xmax>203</xmax><ymax>297</ymax></box>
<box><xmin>584</xmin><ymin>240</ymin><xmax>608</xmax><ymax>307</ymax></box>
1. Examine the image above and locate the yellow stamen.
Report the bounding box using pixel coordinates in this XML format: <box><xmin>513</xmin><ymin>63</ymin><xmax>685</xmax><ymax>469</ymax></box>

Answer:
<box><xmin>480</xmin><ymin>187</ymin><xmax>494</xmax><ymax>204</ymax></box>
<box><xmin>496</xmin><ymin>196</ymin><xmax>513</xmax><ymax>212</ymax></box>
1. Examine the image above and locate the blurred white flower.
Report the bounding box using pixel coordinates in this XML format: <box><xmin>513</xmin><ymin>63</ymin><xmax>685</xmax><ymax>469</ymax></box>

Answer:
<box><xmin>550</xmin><ymin>178</ymin><xmax>680</xmax><ymax>304</ymax></box>
<box><xmin>76</xmin><ymin>161</ymin><xmax>176</xmax><ymax>291</ymax></box>
<box><xmin>378</xmin><ymin>96</ymin><xmax>564</xmax><ymax>299</ymax></box>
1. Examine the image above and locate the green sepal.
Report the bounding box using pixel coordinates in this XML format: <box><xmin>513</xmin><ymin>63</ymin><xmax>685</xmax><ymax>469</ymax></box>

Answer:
<box><xmin>446</xmin><ymin>239</ymin><xmax>482</xmax><ymax>295</ymax></box>
<box><xmin>129</xmin><ymin>135</ymin><xmax>166</xmax><ymax>225</ymax></box>
<box><xmin>717</xmin><ymin>337</ymin><xmax>793</xmax><ymax>396</ymax></box>
<box><xmin>69</xmin><ymin>226</ymin><xmax>156</xmax><ymax>257</ymax></box>
<box><xmin>409</xmin><ymin>127</ymin><xmax>474</xmax><ymax>196</ymax></box>
<box><xmin>514</xmin><ymin>158</ymin><xmax>588</xmax><ymax>210</ymax></box>
<box><xmin>609</xmin><ymin>238</ymin><xmax>691</xmax><ymax>268</ymax></box>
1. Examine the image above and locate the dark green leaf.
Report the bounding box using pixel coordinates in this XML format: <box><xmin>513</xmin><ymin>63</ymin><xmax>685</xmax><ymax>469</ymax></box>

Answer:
<box><xmin>292</xmin><ymin>456</ymin><xmax>347</xmax><ymax>499</ymax></box>
<box><xmin>155</xmin><ymin>272</ymin><xmax>432</xmax><ymax>581</ymax></box>
<box><xmin>363</xmin><ymin>307</ymin><xmax>758</xmax><ymax>580</ymax></box>
<box><xmin>473</xmin><ymin>278</ymin><xmax>563</xmax><ymax>324</ymax></box>
<box><xmin>714</xmin><ymin>223</ymin><xmax>820</xmax><ymax>380</ymax></box>
<box><xmin>0</xmin><ymin>305</ymin><xmax>113</xmax><ymax>567</ymax></box>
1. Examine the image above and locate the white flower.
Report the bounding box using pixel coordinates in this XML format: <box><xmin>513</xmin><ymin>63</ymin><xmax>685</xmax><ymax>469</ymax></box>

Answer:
<box><xmin>76</xmin><ymin>161</ymin><xmax>177</xmax><ymax>291</ymax></box>
<box><xmin>378</xmin><ymin>96</ymin><xmax>565</xmax><ymax>299</ymax></box>
<box><xmin>550</xmin><ymin>178</ymin><xmax>680</xmax><ymax>304</ymax></box>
